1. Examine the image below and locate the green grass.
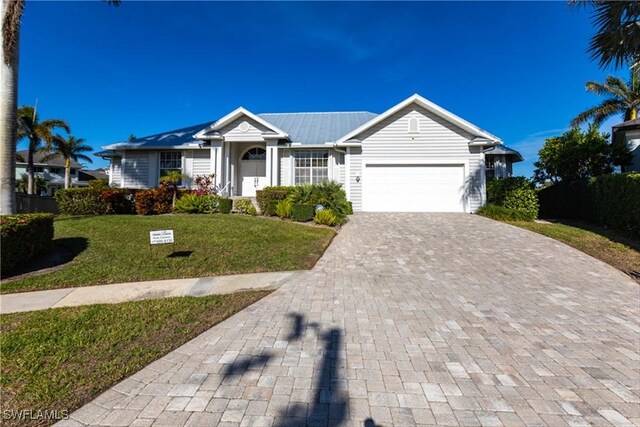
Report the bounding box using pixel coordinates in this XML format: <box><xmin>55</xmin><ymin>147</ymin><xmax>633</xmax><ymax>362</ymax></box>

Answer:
<box><xmin>0</xmin><ymin>291</ymin><xmax>272</xmax><ymax>427</ymax></box>
<box><xmin>510</xmin><ymin>220</ymin><xmax>640</xmax><ymax>281</ymax></box>
<box><xmin>1</xmin><ymin>214</ymin><xmax>335</xmax><ymax>294</ymax></box>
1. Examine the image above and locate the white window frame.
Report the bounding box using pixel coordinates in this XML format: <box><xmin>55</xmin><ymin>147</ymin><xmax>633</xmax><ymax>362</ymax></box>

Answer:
<box><xmin>293</xmin><ymin>150</ymin><xmax>329</xmax><ymax>185</ymax></box>
<box><xmin>159</xmin><ymin>151</ymin><xmax>183</xmax><ymax>185</ymax></box>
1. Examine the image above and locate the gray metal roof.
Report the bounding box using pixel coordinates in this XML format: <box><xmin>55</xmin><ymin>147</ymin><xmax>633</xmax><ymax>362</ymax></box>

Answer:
<box><xmin>483</xmin><ymin>145</ymin><xmax>524</xmax><ymax>162</ymax></box>
<box><xmin>105</xmin><ymin>121</ymin><xmax>213</xmax><ymax>150</ymax></box>
<box><xmin>257</xmin><ymin>112</ymin><xmax>378</xmax><ymax>145</ymax></box>
<box><xmin>612</xmin><ymin>118</ymin><xmax>640</xmax><ymax>130</ymax></box>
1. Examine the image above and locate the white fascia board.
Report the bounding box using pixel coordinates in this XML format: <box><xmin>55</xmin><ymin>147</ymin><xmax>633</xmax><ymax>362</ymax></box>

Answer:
<box><xmin>194</xmin><ymin>107</ymin><xmax>290</xmax><ymax>139</ymax></box>
<box><xmin>335</xmin><ymin>93</ymin><xmax>502</xmax><ymax>144</ymax></box>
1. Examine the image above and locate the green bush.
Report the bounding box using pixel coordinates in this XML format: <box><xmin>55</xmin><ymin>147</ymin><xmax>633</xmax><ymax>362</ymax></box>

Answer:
<box><xmin>88</xmin><ymin>179</ymin><xmax>109</xmax><ymax>190</ymax></box>
<box><xmin>314</xmin><ymin>208</ymin><xmax>338</xmax><ymax>226</ymax></box>
<box><xmin>265</xmin><ymin>200</ymin><xmax>279</xmax><ymax>216</ymax></box>
<box><xmin>538</xmin><ymin>173</ymin><xmax>640</xmax><ymax>239</ymax></box>
<box><xmin>476</xmin><ymin>204</ymin><xmax>535</xmax><ymax>222</ymax></box>
<box><xmin>100</xmin><ymin>189</ymin><xmax>138</xmax><ymax>214</ymax></box>
<box><xmin>256</xmin><ymin>187</ymin><xmax>295</xmax><ymax>215</ymax></box>
<box><xmin>286</xmin><ymin>181</ymin><xmax>349</xmax><ymax>222</ymax></box>
<box><xmin>218</xmin><ymin>198</ymin><xmax>233</xmax><ymax>214</ymax></box>
<box><xmin>291</xmin><ymin>204</ymin><xmax>315</xmax><ymax>222</ymax></box>
<box><xmin>56</xmin><ymin>188</ymin><xmax>106</xmax><ymax>215</ymax></box>
<box><xmin>1</xmin><ymin>213</ymin><xmax>54</xmax><ymax>275</ymax></box>
<box><xmin>174</xmin><ymin>194</ymin><xmax>218</xmax><ymax>214</ymax></box>
<box><xmin>234</xmin><ymin>199</ymin><xmax>257</xmax><ymax>215</ymax></box>
<box><xmin>275</xmin><ymin>199</ymin><xmax>293</xmax><ymax>219</ymax></box>
<box><xmin>345</xmin><ymin>201</ymin><xmax>353</xmax><ymax>215</ymax></box>
<box><xmin>486</xmin><ymin>177</ymin><xmax>538</xmax><ymax>220</ymax></box>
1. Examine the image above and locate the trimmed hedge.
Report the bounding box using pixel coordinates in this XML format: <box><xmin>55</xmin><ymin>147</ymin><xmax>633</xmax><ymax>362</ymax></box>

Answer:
<box><xmin>1</xmin><ymin>213</ymin><xmax>54</xmax><ymax>275</ymax></box>
<box><xmin>291</xmin><ymin>204</ymin><xmax>315</xmax><ymax>222</ymax></box>
<box><xmin>134</xmin><ymin>184</ymin><xmax>175</xmax><ymax>215</ymax></box>
<box><xmin>218</xmin><ymin>198</ymin><xmax>233</xmax><ymax>214</ymax></box>
<box><xmin>256</xmin><ymin>186</ymin><xmax>295</xmax><ymax>215</ymax></box>
<box><xmin>55</xmin><ymin>188</ymin><xmax>137</xmax><ymax>215</ymax></box>
<box><xmin>174</xmin><ymin>194</ymin><xmax>219</xmax><ymax>214</ymax></box>
<box><xmin>538</xmin><ymin>173</ymin><xmax>640</xmax><ymax>239</ymax></box>
<box><xmin>476</xmin><ymin>204</ymin><xmax>536</xmax><ymax>222</ymax></box>
<box><xmin>234</xmin><ymin>199</ymin><xmax>257</xmax><ymax>216</ymax></box>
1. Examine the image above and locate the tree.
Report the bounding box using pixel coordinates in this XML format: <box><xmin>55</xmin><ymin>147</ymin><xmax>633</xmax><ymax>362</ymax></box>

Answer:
<box><xmin>571</xmin><ymin>1</ymin><xmax>640</xmax><ymax>70</ymax></box>
<box><xmin>43</xmin><ymin>135</ymin><xmax>93</xmax><ymax>189</ymax></box>
<box><xmin>571</xmin><ymin>71</ymin><xmax>640</xmax><ymax>127</ymax></box>
<box><xmin>16</xmin><ymin>105</ymin><xmax>69</xmax><ymax>194</ymax></box>
<box><xmin>15</xmin><ymin>174</ymin><xmax>47</xmax><ymax>195</ymax></box>
<box><xmin>160</xmin><ymin>170</ymin><xmax>187</xmax><ymax>209</ymax></box>
<box><xmin>1</xmin><ymin>0</ymin><xmax>119</xmax><ymax>214</ymax></box>
<box><xmin>533</xmin><ymin>125</ymin><xmax>631</xmax><ymax>184</ymax></box>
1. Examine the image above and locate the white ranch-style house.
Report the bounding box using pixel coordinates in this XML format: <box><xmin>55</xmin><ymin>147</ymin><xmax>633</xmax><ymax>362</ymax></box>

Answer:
<box><xmin>97</xmin><ymin>94</ymin><xmax>522</xmax><ymax>213</ymax></box>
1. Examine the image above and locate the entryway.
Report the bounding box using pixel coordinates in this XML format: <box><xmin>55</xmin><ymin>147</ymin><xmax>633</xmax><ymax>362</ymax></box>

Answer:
<box><xmin>239</xmin><ymin>147</ymin><xmax>267</xmax><ymax>197</ymax></box>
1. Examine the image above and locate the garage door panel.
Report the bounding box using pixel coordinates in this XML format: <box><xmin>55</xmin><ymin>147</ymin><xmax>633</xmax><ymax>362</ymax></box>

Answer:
<box><xmin>363</xmin><ymin>164</ymin><xmax>465</xmax><ymax>212</ymax></box>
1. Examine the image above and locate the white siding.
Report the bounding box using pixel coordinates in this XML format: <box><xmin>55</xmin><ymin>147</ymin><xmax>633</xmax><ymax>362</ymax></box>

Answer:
<box><xmin>332</xmin><ymin>151</ymin><xmax>345</xmax><ymax>184</ymax></box>
<box><xmin>192</xmin><ymin>150</ymin><xmax>211</xmax><ymax>177</ymax></box>
<box><xmin>111</xmin><ymin>157</ymin><xmax>122</xmax><ymax>187</ymax></box>
<box><xmin>220</xmin><ymin>118</ymin><xmax>269</xmax><ymax>141</ymax></box>
<box><xmin>123</xmin><ymin>152</ymin><xmax>149</xmax><ymax>188</ymax></box>
<box><xmin>349</xmin><ymin>147</ymin><xmax>363</xmax><ymax>211</ymax></box>
<box><xmin>352</xmin><ymin>105</ymin><xmax>484</xmax><ymax>212</ymax></box>
<box><xmin>280</xmin><ymin>149</ymin><xmax>292</xmax><ymax>186</ymax></box>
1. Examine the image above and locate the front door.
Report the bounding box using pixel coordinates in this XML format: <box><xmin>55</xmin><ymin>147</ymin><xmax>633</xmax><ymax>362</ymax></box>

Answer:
<box><xmin>239</xmin><ymin>147</ymin><xmax>267</xmax><ymax>197</ymax></box>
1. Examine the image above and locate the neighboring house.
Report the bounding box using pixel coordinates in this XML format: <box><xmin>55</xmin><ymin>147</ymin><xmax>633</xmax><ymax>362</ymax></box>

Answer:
<box><xmin>97</xmin><ymin>94</ymin><xmax>523</xmax><ymax>213</ymax></box>
<box><xmin>612</xmin><ymin>118</ymin><xmax>640</xmax><ymax>172</ymax></box>
<box><xmin>483</xmin><ymin>145</ymin><xmax>523</xmax><ymax>179</ymax></box>
<box><xmin>16</xmin><ymin>151</ymin><xmax>107</xmax><ymax>196</ymax></box>
<box><xmin>16</xmin><ymin>150</ymin><xmax>84</xmax><ymax>196</ymax></box>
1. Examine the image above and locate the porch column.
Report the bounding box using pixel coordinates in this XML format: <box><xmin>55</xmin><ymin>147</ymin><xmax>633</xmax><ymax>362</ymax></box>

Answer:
<box><xmin>266</xmin><ymin>140</ymin><xmax>279</xmax><ymax>187</ymax></box>
<box><xmin>210</xmin><ymin>142</ymin><xmax>223</xmax><ymax>187</ymax></box>
<box><xmin>224</xmin><ymin>141</ymin><xmax>230</xmax><ymax>195</ymax></box>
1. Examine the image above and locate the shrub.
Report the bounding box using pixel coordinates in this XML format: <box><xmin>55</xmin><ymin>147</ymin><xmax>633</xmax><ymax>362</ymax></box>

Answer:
<box><xmin>174</xmin><ymin>194</ymin><xmax>219</xmax><ymax>214</ymax></box>
<box><xmin>56</xmin><ymin>188</ymin><xmax>106</xmax><ymax>215</ymax></box>
<box><xmin>311</xmin><ymin>181</ymin><xmax>350</xmax><ymax>221</ymax></box>
<box><xmin>538</xmin><ymin>173</ymin><xmax>640</xmax><ymax>239</ymax></box>
<box><xmin>88</xmin><ymin>179</ymin><xmax>109</xmax><ymax>190</ymax></box>
<box><xmin>101</xmin><ymin>189</ymin><xmax>137</xmax><ymax>214</ymax></box>
<box><xmin>275</xmin><ymin>199</ymin><xmax>293</xmax><ymax>219</ymax></box>
<box><xmin>291</xmin><ymin>204</ymin><xmax>315</xmax><ymax>222</ymax></box>
<box><xmin>265</xmin><ymin>200</ymin><xmax>279</xmax><ymax>216</ymax></box>
<box><xmin>234</xmin><ymin>199</ymin><xmax>257</xmax><ymax>216</ymax></box>
<box><xmin>345</xmin><ymin>201</ymin><xmax>353</xmax><ymax>215</ymax></box>
<box><xmin>486</xmin><ymin>177</ymin><xmax>538</xmax><ymax>220</ymax></box>
<box><xmin>288</xmin><ymin>184</ymin><xmax>316</xmax><ymax>205</ymax></box>
<box><xmin>193</xmin><ymin>174</ymin><xmax>218</xmax><ymax>195</ymax></box>
<box><xmin>134</xmin><ymin>183</ymin><xmax>175</xmax><ymax>215</ymax></box>
<box><xmin>1</xmin><ymin>213</ymin><xmax>54</xmax><ymax>275</ymax></box>
<box><xmin>256</xmin><ymin>186</ymin><xmax>295</xmax><ymax>215</ymax></box>
<box><xmin>218</xmin><ymin>198</ymin><xmax>233</xmax><ymax>214</ymax></box>
<box><xmin>314</xmin><ymin>208</ymin><xmax>338</xmax><ymax>226</ymax></box>
<box><xmin>476</xmin><ymin>204</ymin><xmax>535</xmax><ymax>222</ymax></box>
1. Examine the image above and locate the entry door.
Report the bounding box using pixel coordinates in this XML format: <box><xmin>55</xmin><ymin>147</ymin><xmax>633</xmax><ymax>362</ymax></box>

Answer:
<box><xmin>240</xmin><ymin>160</ymin><xmax>267</xmax><ymax>197</ymax></box>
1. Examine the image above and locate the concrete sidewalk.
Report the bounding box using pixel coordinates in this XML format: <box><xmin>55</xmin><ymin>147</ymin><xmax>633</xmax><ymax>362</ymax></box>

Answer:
<box><xmin>0</xmin><ymin>271</ymin><xmax>299</xmax><ymax>314</ymax></box>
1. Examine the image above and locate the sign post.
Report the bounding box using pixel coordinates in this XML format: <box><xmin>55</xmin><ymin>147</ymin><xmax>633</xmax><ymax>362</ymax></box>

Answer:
<box><xmin>149</xmin><ymin>230</ymin><xmax>175</xmax><ymax>258</ymax></box>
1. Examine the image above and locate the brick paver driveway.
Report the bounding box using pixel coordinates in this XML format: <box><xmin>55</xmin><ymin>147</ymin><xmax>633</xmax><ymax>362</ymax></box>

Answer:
<box><xmin>63</xmin><ymin>214</ymin><xmax>640</xmax><ymax>427</ymax></box>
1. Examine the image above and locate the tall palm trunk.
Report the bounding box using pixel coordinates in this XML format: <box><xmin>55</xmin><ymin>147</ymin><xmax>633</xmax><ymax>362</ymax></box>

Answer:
<box><xmin>26</xmin><ymin>143</ymin><xmax>34</xmax><ymax>194</ymax></box>
<box><xmin>65</xmin><ymin>158</ymin><xmax>71</xmax><ymax>189</ymax></box>
<box><xmin>0</xmin><ymin>0</ymin><xmax>23</xmax><ymax>213</ymax></box>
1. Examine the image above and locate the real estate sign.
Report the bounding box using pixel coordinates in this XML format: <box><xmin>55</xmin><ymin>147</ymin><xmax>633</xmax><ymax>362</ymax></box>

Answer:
<box><xmin>149</xmin><ymin>230</ymin><xmax>174</xmax><ymax>245</ymax></box>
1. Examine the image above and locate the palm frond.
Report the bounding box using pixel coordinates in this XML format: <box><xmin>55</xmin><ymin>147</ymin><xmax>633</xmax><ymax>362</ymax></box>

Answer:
<box><xmin>74</xmin><ymin>154</ymin><xmax>94</xmax><ymax>164</ymax></box>
<box><xmin>570</xmin><ymin>99</ymin><xmax>625</xmax><ymax>127</ymax></box>
<box><xmin>2</xmin><ymin>0</ymin><xmax>25</xmax><ymax>65</ymax></box>
<box><xmin>40</xmin><ymin>119</ymin><xmax>70</xmax><ymax>134</ymax></box>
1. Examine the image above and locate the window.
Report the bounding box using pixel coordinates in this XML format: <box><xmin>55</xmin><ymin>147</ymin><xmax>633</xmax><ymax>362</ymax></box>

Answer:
<box><xmin>33</xmin><ymin>166</ymin><xmax>44</xmax><ymax>173</ymax></box>
<box><xmin>242</xmin><ymin>147</ymin><xmax>266</xmax><ymax>160</ymax></box>
<box><xmin>485</xmin><ymin>157</ymin><xmax>495</xmax><ymax>179</ymax></box>
<box><xmin>50</xmin><ymin>167</ymin><xmax>62</xmax><ymax>174</ymax></box>
<box><xmin>160</xmin><ymin>151</ymin><xmax>183</xmax><ymax>185</ymax></box>
<box><xmin>294</xmin><ymin>151</ymin><xmax>329</xmax><ymax>184</ymax></box>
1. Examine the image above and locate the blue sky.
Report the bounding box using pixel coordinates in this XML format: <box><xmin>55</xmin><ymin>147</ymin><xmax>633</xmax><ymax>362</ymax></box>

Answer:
<box><xmin>18</xmin><ymin>1</ymin><xmax>624</xmax><ymax>176</ymax></box>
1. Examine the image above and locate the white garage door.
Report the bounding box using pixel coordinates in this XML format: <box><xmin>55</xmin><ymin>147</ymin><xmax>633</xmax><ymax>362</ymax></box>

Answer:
<box><xmin>363</xmin><ymin>164</ymin><xmax>465</xmax><ymax>212</ymax></box>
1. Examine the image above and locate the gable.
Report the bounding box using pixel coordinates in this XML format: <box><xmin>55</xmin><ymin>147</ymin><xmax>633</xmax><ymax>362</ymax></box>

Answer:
<box><xmin>219</xmin><ymin>117</ymin><xmax>272</xmax><ymax>141</ymax></box>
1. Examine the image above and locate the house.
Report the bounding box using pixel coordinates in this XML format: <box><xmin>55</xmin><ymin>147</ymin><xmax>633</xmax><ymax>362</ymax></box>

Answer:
<box><xmin>97</xmin><ymin>94</ymin><xmax>522</xmax><ymax>213</ymax></box>
<box><xmin>16</xmin><ymin>151</ymin><xmax>108</xmax><ymax>196</ymax></box>
<box><xmin>612</xmin><ymin>118</ymin><xmax>640</xmax><ymax>172</ymax></box>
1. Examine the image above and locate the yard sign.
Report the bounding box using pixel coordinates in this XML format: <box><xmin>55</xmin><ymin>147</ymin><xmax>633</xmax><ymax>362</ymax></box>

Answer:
<box><xmin>149</xmin><ymin>230</ymin><xmax>174</xmax><ymax>245</ymax></box>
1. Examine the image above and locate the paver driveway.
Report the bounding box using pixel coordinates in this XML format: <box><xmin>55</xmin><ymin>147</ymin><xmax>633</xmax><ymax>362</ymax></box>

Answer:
<box><xmin>62</xmin><ymin>214</ymin><xmax>640</xmax><ymax>427</ymax></box>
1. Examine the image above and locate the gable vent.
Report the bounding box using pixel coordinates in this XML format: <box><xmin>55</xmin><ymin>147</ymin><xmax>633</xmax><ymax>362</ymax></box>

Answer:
<box><xmin>408</xmin><ymin>117</ymin><xmax>419</xmax><ymax>133</ymax></box>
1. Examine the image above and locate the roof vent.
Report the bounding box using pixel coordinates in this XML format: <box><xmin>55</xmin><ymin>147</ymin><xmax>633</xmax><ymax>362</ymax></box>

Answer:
<box><xmin>408</xmin><ymin>117</ymin><xmax>419</xmax><ymax>134</ymax></box>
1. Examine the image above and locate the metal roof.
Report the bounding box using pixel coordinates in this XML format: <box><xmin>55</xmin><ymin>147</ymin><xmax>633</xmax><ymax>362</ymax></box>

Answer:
<box><xmin>612</xmin><ymin>118</ymin><xmax>640</xmax><ymax>130</ymax></box>
<box><xmin>16</xmin><ymin>150</ymin><xmax>83</xmax><ymax>168</ymax></box>
<box><xmin>257</xmin><ymin>112</ymin><xmax>378</xmax><ymax>145</ymax></box>
<box><xmin>104</xmin><ymin>121</ymin><xmax>213</xmax><ymax>150</ymax></box>
<box><xmin>483</xmin><ymin>145</ymin><xmax>524</xmax><ymax>162</ymax></box>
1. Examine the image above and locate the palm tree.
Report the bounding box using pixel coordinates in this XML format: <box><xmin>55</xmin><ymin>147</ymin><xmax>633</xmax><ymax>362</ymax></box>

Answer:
<box><xmin>570</xmin><ymin>71</ymin><xmax>640</xmax><ymax>128</ymax></box>
<box><xmin>160</xmin><ymin>170</ymin><xmax>187</xmax><ymax>209</ymax></box>
<box><xmin>571</xmin><ymin>1</ymin><xmax>640</xmax><ymax>70</ymax></box>
<box><xmin>1</xmin><ymin>0</ymin><xmax>119</xmax><ymax>214</ymax></box>
<box><xmin>16</xmin><ymin>105</ymin><xmax>70</xmax><ymax>194</ymax></box>
<box><xmin>43</xmin><ymin>135</ymin><xmax>93</xmax><ymax>189</ymax></box>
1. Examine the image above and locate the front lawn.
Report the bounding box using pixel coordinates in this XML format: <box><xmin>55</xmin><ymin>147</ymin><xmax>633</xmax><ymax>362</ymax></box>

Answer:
<box><xmin>511</xmin><ymin>220</ymin><xmax>640</xmax><ymax>282</ymax></box>
<box><xmin>1</xmin><ymin>214</ymin><xmax>335</xmax><ymax>294</ymax></box>
<box><xmin>0</xmin><ymin>291</ymin><xmax>271</xmax><ymax>427</ymax></box>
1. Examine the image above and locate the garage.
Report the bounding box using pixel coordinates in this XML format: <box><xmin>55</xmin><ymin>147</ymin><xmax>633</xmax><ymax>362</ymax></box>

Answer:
<box><xmin>362</xmin><ymin>164</ymin><xmax>466</xmax><ymax>212</ymax></box>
